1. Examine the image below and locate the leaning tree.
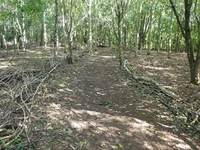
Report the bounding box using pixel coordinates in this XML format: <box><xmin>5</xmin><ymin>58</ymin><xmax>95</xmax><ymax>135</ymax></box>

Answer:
<box><xmin>169</xmin><ymin>0</ymin><xmax>200</xmax><ymax>84</ymax></box>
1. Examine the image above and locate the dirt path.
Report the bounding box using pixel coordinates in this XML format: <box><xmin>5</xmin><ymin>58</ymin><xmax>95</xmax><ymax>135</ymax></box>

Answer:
<box><xmin>33</xmin><ymin>48</ymin><xmax>200</xmax><ymax>150</ymax></box>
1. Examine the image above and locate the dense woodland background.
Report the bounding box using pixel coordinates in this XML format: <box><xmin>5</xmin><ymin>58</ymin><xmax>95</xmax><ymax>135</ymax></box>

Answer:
<box><xmin>0</xmin><ymin>0</ymin><xmax>199</xmax><ymax>84</ymax></box>
<box><xmin>0</xmin><ymin>0</ymin><xmax>200</xmax><ymax>149</ymax></box>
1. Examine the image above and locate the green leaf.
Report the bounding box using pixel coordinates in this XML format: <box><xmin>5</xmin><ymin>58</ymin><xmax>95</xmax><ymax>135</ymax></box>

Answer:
<box><xmin>118</xmin><ymin>143</ymin><xmax>124</xmax><ymax>148</ymax></box>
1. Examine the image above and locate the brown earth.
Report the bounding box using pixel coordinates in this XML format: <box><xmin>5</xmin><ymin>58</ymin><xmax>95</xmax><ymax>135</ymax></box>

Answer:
<box><xmin>30</xmin><ymin>47</ymin><xmax>199</xmax><ymax>150</ymax></box>
<box><xmin>1</xmin><ymin>46</ymin><xmax>200</xmax><ymax>150</ymax></box>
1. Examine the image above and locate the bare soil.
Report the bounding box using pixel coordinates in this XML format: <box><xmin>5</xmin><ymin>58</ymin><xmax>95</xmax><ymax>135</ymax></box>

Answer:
<box><xmin>0</xmin><ymin>46</ymin><xmax>200</xmax><ymax>150</ymax></box>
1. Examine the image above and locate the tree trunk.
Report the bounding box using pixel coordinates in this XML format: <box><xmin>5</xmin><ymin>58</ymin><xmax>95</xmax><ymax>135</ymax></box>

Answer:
<box><xmin>1</xmin><ymin>26</ymin><xmax>7</xmax><ymax>49</ymax></box>
<box><xmin>40</xmin><ymin>11</ymin><xmax>47</xmax><ymax>50</ymax></box>
<box><xmin>12</xmin><ymin>17</ymin><xmax>18</xmax><ymax>52</ymax></box>
<box><xmin>88</xmin><ymin>0</ymin><xmax>93</xmax><ymax>52</ymax></box>
<box><xmin>1</xmin><ymin>3</ymin><xmax>7</xmax><ymax>50</ymax></box>
<box><xmin>138</xmin><ymin>14</ymin><xmax>147</xmax><ymax>50</ymax></box>
<box><xmin>15</xmin><ymin>4</ymin><xmax>26</xmax><ymax>52</ymax></box>
<box><xmin>61</xmin><ymin>0</ymin><xmax>67</xmax><ymax>53</ymax></box>
<box><xmin>168</xmin><ymin>10</ymin><xmax>173</xmax><ymax>58</ymax></box>
<box><xmin>116</xmin><ymin>1</ymin><xmax>123</xmax><ymax>66</ymax></box>
<box><xmin>15</xmin><ymin>13</ymin><xmax>22</xmax><ymax>51</ymax></box>
<box><xmin>147</xmin><ymin>0</ymin><xmax>155</xmax><ymax>55</ymax></box>
<box><xmin>135</xmin><ymin>2</ymin><xmax>143</xmax><ymax>57</ymax></box>
<box><xmin>68</xmin><ymin>0</ymin><xmax>74</xmax><ymax>63</ymax></box>
<box><xmin>113</xmin><ymin>0</ymin><xmax>130</xmax><ymax>66</ymax></box>
<box><xmin>169</xmin><ymin>0</ymin><xmax>199</xmax><ymax>84</ymax></box>
<box><xmin>184</xmin><ymin>0</ymin><xmax>199</xmax><ymax>84</ymax></box>
<box><xmin>94</xmin><ymin>0</ymin><xmax>98</xmax><ymax>47</ymax></box>
<box><xmin>156</xmin><ymin>9</ymin><xmax>162</xmax><ymax>53</ymax></box>
<box><xmin>43</xmin><ymin>12</ymin><xmax>47</xmax><ymax>50</ymax></box>
<box><xmin>21</xmin><ymin>10</ymin><xmax>26</xmax><ymax>51</ymax></box>
<box><xmin>51</xmin><ymin>0</ymin><xmax>59</xmax><ymax>67</ymax></box>
<box><xmin>54</xmin><ymin>0</ymin><xmax>59</xmax><ymax>50</ymax></box>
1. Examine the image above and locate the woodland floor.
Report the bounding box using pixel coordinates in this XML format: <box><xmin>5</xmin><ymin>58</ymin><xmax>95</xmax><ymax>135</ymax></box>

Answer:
<box><xmin>0</xmin><ymin>46</ymin><xmax>200</xmax><ymax>150</ymax></box>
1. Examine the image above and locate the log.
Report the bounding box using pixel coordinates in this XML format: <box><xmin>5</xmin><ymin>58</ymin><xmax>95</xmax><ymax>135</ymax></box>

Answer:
<box><xmin>123</xmin><ymin>60</ymin><xmax>179</xmax><ymax>99</ymax></box>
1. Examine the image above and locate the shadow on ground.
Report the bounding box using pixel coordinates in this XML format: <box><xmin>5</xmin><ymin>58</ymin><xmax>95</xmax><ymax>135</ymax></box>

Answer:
<box><xmin>30</xmin><ymin>48</ymin><xmax>200</xmax><ymax>150</ymax></box>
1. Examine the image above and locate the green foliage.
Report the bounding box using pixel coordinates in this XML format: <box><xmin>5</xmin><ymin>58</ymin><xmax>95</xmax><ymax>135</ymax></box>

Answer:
<box><xmin>1</xmin><ymin>137</ymin><xmax>26</xmax><ymax>150</ymax></box>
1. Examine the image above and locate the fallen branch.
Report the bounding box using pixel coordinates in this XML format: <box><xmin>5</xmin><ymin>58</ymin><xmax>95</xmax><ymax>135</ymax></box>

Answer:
<box><xmin>123</xmin><ymin>60</ymin><xmax>179</xmax><ymax>99</ymax></box>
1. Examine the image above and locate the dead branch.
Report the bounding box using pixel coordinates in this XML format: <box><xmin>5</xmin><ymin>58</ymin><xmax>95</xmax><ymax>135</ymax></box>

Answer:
<box><xmin>123</xmin><ymin>59</ymin><xmax>179</xmax><ymax>99</ymax></box>
<box><xmin>123</xmin><ymin>59</ymin><xmax>200</xmax><ymax>134</ymax></box>
<box><xmin>0</xmin><ymin>60</ymin><xmax>62</xmax><ymax>148</ymax></box>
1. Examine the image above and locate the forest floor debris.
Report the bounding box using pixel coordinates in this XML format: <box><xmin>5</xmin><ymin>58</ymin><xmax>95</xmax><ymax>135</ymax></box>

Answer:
<box><xmin>0</xmin><ymin>46</ymin><xmax>200</xmax><ymax>150</ymax></box>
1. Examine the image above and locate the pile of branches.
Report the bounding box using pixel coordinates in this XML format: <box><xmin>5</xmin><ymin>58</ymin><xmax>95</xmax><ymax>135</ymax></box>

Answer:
<box><xmin>0</xmin><ymin>49</ymin><xmax>91</xmax><ymax>149</ymax></box>
<box><xmin>123</xmin><ymin>60</ymin><xmax>200</xmax><ymax>137</ymax></box>
<box><xmin>0</xmin><ymin>60</ymin><xmax>62</xmax><ymax>149</ymax></box>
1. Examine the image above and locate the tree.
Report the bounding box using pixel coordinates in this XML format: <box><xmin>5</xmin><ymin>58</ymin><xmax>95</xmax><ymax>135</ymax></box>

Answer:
<box><xmin>112</xmin><ymin>0</ymin><xmax>131</xmax><ymax>66</ymax></box>
<box><xmin>169</xmin><ymin>0</ymin><xmax>200</xmax><ymax>84</ymax></box>
<box><xmin>147</xmin><ymin>0</ymin><xmax>156</xmax><ymax>55</ymax></box>
<box><xmin>50</xmin><ymin>0</ymin><xmax>59</xmax><ymax>67</ymax></box>
<box><xmin>61</xmin><ymin>0</ymin><xmax>67</xmax><ymax>53</ymax></box>
<box><xmin>88</xmin><ymin>0</ymin><xmax>93</xmax><ymax>52</ymax></box>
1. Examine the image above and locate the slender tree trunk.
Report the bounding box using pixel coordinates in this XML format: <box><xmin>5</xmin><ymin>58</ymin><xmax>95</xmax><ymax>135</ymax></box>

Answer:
<box><xmin>88</xmin><ymin>0</ymin><xmax>93</xmax><ymax>52</ymax></box>
<box><xmin>54</xmin><ymin>0</ymin><xmax>59</xmax><ymax>50</ymax></box>
<box><xmin>168</xmin><ymin>10</ymin><xmax>173</xmax><ymax>58</ymax></box>
<box><xmin>61</xmin><ymin>0</ymin><xmax>67</xmax><ymax>53</ymax></box>
<box><xmin>147</xmin><ymin>0</ymin><xmax>155</xmax><ymax>55</ymax></box>
<box><xmin>169</xmin><ymin>0</ymin><xmax>199</xmax><ymax>84</ymax></box>
<box><xmin>12</xmin><ymin>16</ymin><xmax>18</xmax><ymax>52</ymax></box>
<box><xmin>118</xmin><ymin>12</ymin><xmax>123</xmax><ymax>66</ymax></box>
<box><xmin>43</xmin><ymin>12</ymin><xmax>47</xmax><ymax>50</ymax></box>
<box><xmin>51</xmin><ymin>0</ymin><xmax>59</xmax><ymax>67</ymax></box>
<box><xmin>40</xmin><ymin>22</ymin><xmax>44</xmax><ymax>46</ymax></box>
<box><xmin>115</xmin><ymin>1</ymin><xmax>123</xmax><ymax>66</ymax></box>
<box><xmin>40</xmin><ymin>11</ymin><xmax>47</xmax><ymax>50</ymax></box>
<box><xmin>1</xmin><ymin>3</ymin><xmax>7</xmax><ymax>50</ymax></box>
<box><xmin>184</xmin><ymin>0</ymin><xmax>199</xmax><ymax>84</ymax></box>
<box><xmin>94</xmin><ymin>0</ymin><xmax>98</xmax><ymax>47</ymax></box>
<box><xmin>175</xmin><ymin>28</ymin><xmax>181</xmax><ymax>52</ymax></box>
<box><xmin>156</xmin><ymin>9</ymin><xmax>162</xmax><ymax>53</ymax></box>
<box><xmin>1</xmin><ymin>26</ymin><xmax>7</xmax><ymax>50</ymax></box>
<box><xmin>138</xmin><ymin>14</ymin><xmax>147</xmax><ymax>50</ymax></box>
<box><xmin>68</xmin><ymin>0</ymin><xmax>74</xmax><ymax>63</ymax></box>
<box><xmin>15</xmin><ymin>13</ymin><xmax>22</xmax><ymax>51</ymax></box>
<box><xmin>113</xmin><ymin>0</ymin><xmax>131</xmax><ymax>66</ymax></box>
<box><xmin>21</xmin><ymin>12</ymin><xmax>26</xmax><ymax>51</ymax></box>
<box><xmin>135</xmin><ymin>2</ymin><xmax>143</xmax><ymax>57</ymax></box>
<box><xmin>15</xmin><ymin>2</ymin><xmax>26</xmax><ymax>52</ymax></box>
<box><xmin>123</xmin><ymin>20</ymin><xmax>128</xmax><ymax>46</ymax></box>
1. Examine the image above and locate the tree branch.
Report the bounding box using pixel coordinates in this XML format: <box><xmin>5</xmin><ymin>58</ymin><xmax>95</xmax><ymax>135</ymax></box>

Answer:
<box><xmin>123</xmin><ymin>60</ymin><xmax>179</xmax><ymax>99</ymax></box>
<box><xmin>169</xmin><ymin>0</ymin><xmax>185</xmax><ymax>39</ymax></box>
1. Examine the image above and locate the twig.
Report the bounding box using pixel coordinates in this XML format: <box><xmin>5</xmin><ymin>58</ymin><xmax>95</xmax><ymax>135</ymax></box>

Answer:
<box><xmin>32</xmin><ymin>62</ymin><xmax>61</xmax><ymax>98</ymax></box>
<box><xmin>70</xmin><ymin>145</ymin><xmax>76</xmax><ymax>150</ymax></box>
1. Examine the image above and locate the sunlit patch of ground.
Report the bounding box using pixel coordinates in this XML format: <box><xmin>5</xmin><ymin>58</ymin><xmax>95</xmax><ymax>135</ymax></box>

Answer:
<box><xmin>28</xmin><ymin>48</ymin><xmax>199</xmax><ymax>150</ymax></box>
<box><xmin>1</xmin><ymin>46</ymin><xmax>199</xmax><ymax>150</ymax></box>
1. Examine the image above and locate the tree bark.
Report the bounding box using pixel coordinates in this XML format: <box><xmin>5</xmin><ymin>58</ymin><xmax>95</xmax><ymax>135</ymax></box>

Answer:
<box><xmin>156</xmin><ymin>9</ymin><xmax>162</xmax><ymax>53</ymax></box>
<box><xmin>147</xmin><ymin>0</ymin><xmax>155</xmax><ymax>55</ymax></box>
<box><xmin>88</xmin><ymin>0</ymin><xmax>93</xmax><ymax>52</ymax></box>
<box><xmin>113</xmin><ymin>0</ymin><xmax>131</xmax><ymax>66</ymax></box>
<box><xmin>51</xmin><ymin>0</ymin><xmax>59</xmax><ymax>67</ymax></box>
<box><xmin>168</xmin><ymin>9</ymin><xmax>173</xmax><ymax>58</ymax></box>
<box><xmin>54</xmin><ymin>0</ymin><xmax>59</xmax><ymax>50</ymax></box>
<box><xmin>1</xmin><ymin>26</ymin><xmax>7</xmax><ymax>49</ymax></box>
<box><xmin>67</xmin><ymin>0</ymin><xmax>74</xmax><ymax>63</ymax></box>
<box><xmin>61</xmin><ymin>0</ymin><xmax>67</xmax><ymax>53</ymax></box>
<box><xmin>40</xmin><ymin>11</ymin><xmax>47</xmax><ymax>50</ymax></box>
<box><xmin>169</xmin><ymin>0</ymin><xmax>199</xmax><ymax>84</ymax></box>
<box><xmin>135</xmin><ymin>2</ymin><xmax>143</xmax><ymax>57</ymax></box>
